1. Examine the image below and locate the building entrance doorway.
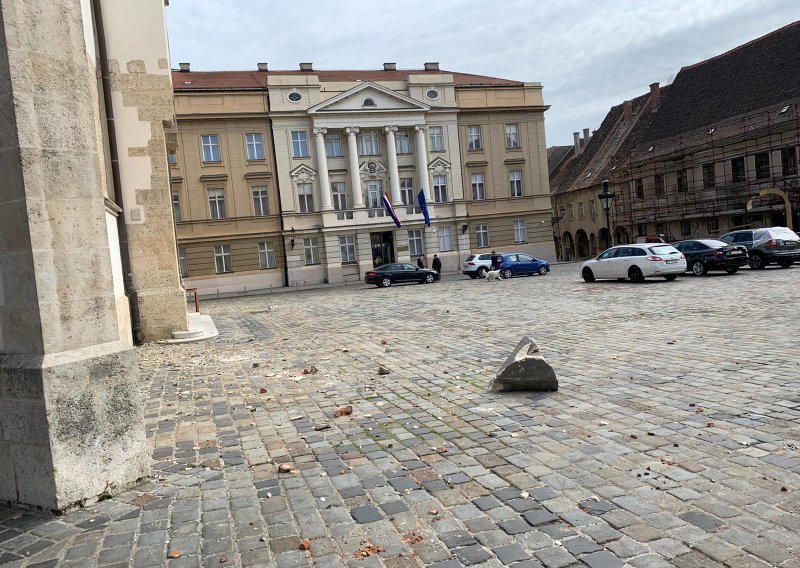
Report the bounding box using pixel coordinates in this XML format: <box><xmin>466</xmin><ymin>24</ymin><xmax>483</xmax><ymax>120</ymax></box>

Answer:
<box><xmin>370</xmin><ymin>231</ymin><xmax>395</xmax><ymax>267</ymax></box>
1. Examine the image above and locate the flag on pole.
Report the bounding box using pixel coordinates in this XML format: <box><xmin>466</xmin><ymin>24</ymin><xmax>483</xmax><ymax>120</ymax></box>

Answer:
<box><xmin>382</xmin><ymin>192</ymin><xmax>401</xmax><ymax>228</ymax></box>
<box><xmin>417</xmin><ymin>189</ymin><xmax>431</xmax><ymax>227</ymax></box>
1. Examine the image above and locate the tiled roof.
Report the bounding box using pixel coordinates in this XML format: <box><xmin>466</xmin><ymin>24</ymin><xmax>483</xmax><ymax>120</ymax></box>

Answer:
<box><xmin>172</xmin><ymin>69</ymin><xmax>523</xmax><ymax>91</ymax></box>
<box><xmin>546</xmin><ymin>145</ymin><xmax>573</xmax><ymax>176</ymax></box>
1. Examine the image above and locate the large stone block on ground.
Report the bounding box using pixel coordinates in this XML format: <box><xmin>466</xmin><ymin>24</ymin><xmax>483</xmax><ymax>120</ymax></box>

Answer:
<box><xmin>490</xmin><ymin>335</ymin><xmax>558</xmax><ymax>392</ymax></box>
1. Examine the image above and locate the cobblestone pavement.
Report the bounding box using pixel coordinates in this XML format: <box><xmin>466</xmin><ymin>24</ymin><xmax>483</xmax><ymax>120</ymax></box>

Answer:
<box><xmin>2</xmin><ymin>264</ymin><xmax>800</xmax><ymax>568</ymax></box>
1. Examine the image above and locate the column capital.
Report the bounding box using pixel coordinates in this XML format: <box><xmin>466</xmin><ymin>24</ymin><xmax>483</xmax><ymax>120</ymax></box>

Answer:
<box><xmin>384</xmin><ymin>125</ymin><xmax>399</xmax><ymax>134</ymax></box>
<box><xmin>414</xmin><ymin>124</ymin><xmax>427</xmax><ymax>132</ymax></box>
<box><xmin>313</xmin><ymin>127</ymin><xmax>327</xmax><ymax>136</ymax></box>
<box><xmin>345</xmin><ymin>126</ymin><xmax>360</xmax><ymax>135</ymax></box>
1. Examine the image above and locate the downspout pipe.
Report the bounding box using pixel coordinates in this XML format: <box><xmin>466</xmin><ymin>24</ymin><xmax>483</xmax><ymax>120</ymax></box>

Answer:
<box><xmin>264</xmin><ymin>84</ymin><xmax>290</xmax><ymax>287</ymax></box>
<box><xmin>92</xmin><ymin>0</ymin><xmax>142</xmax><ymax>342</ymax></box>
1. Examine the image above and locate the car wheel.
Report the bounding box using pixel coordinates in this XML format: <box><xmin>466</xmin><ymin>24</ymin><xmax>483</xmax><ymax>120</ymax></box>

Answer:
<box><xmin>502</xmin><ymin>269</ymin><xmax>513</xmax><ymax>279</ymax></box>
<box><xmin>628</xmin><ymin>266</ymin><xmax>645</xmax><ymax>283</ymax></box>
<box><xmin>380</xmin><ymin>277</ymin><xmax>392</xmax><ymax>288</ymax></box>
<box><xmin>477</xmin><ymin>267</ymin><xmax>488</xmax><ymax>278</ymax></box>
<box><xmin>726</xmin><ymin>267</ymin><xmax>739</xmax><ymax>274</ymax></box>
<box><xmin>749</xmin><ymin>253</ymin><xmax>765</xmax><ymax>269</ymax></box>
<box><xmin>424</xmin><ymin>273</ymin><xmax>435</xmax><ymax>283</ymax></box>
<box><xmin>538</xmin><ymin>266</ymin><xmax>548</xmax><ymax>275</ymax></box>
<box><xmin>582</xmin><ymin>268</ymin><xmax>595</xmax><ymax>282</ymax></box>
<box><xmin>468</xmin><ymin>274</ymin><xmax>478</xmax><ymax>279</ymax></box>
<box><xmin>663</xmin><ymin>274</ymin><xmax>678</xmax><ymax>281</ymax></box>
<box><xmin>778</xmin><ymin>260</ymin><xmax>793</xmax><ymax>268</ymax></box>
<box><xmin>691</xmin><ymin>260</ymin><xmax>707</xmax><ymax>276</ymax></box>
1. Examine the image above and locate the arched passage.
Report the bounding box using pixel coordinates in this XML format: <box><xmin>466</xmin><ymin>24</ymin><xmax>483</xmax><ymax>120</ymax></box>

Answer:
<box><xmin>576</xmin><ymin>229</ymin><xmax>590</xmax><ymax>258</ymax></box>
<box><xmin>614</xmin><ymin>227</ymin><xmax>629</xmax><ymax>246</ymax></box>
<box><xmin>589</xmin><ymin>233</ymin><xmax>597</xmax><ymax>256</ymax></box>
<box><xmin>598</xmin><ymin>227</ymin><xmax>610</xmax><ymax>250</ymax></box>
<box><xmin>562</xmin><ymin>231</ymin><xmax>575</xmax><ymax>261</ymax></box>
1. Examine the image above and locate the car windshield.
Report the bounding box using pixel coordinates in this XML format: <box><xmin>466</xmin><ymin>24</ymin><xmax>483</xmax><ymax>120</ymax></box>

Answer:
<box><xmin>649</xmin><ymin>245</ymin><xmax>678</xmax><ymax>255</ymax></box>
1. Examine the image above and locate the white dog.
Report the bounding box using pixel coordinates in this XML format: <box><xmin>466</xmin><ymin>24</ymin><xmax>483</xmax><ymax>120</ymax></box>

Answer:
<box><xmin>485</xmin><ymin>270</ymin><xmax>502</xmax><ymax>281</ymax></box>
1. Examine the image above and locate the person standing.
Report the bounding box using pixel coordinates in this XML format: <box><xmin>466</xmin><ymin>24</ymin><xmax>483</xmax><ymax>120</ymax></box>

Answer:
<box><xmin>490</xmin><ymin>250</ymin><xmax>500</xmax><ymax>271</ymax></box>
<box><xmin>416</xmin><ymin>256</ymin><xmax>425</xmax><ymax>269</ymax></box>
<box><xmin>432</xmin><ymin>254</ymin><xmax>442</xmax><ymax>274</ymax></box>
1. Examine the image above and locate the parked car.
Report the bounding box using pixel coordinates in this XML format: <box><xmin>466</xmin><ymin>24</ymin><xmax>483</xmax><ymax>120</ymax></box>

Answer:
<box><xmin>718</xmin><ymin>227</ymin><xmax>800</xmax><ymax>269</ymax></box>
<box><xmin>634</xmin><ymin>235</ymin><xmax>671</xmax><ymax>244</ymax></box>
<box><xmin>462</xmin><ymin>253</ymin><xmax>494</xmax><ymax>278</ymax></box>
<box><xmin>365</xmin><ymin>263</ymin><xmax>440</xmax><ymax>287</ymax></box>
<box><xmin>497</xmin><ymin>253</ymin><xmax>550</xmax><ymax>278</ymax></box>
<box><xmin>581</xmin><ymin>244</ymin><xmax>686</xmax><ymax>282</ymax></box>
<box><xmin>672</xmin><ymin>239</ymin><xmax>749</xmax><ymax>275</ymax></box>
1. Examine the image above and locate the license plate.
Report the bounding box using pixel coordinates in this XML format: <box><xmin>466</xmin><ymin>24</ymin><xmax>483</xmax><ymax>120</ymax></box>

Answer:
<box><xmin>665</xmin><ymin>259</ymin><xmax>678</xmax><ymax>264</ymax></box>
<box><xmin>729</xmin><ymin>251</ymin><xmax>741</xmax><ymax>255</ymax></box>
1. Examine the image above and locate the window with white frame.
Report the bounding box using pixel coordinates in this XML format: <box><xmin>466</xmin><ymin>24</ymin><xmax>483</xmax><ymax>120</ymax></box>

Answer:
<box><xmin>339</xmin><ymin>235</ymin><xmax>356</xmax><ymax>263</ymax></box>
<box><xmin>438</xmin><ymin>226</ymin><xmax>453</xmax><ymax>251</ymax></box>
<box><xmin>400</xmin><ymin>178</ymin><xmax>414</xmax><ymax>205</ymax></box>
<box><xmin>578</xmin><ymin>201</ymin><xmax>585</xmax><ymax>218</ymax></box>
<box><xmin>201</xmin><ymin>134</ymin><xmax>221</xmax><ymax>163</ymax></box>
<box><xmin>172</xmin><ymin>191</ymin><xmax>182</xmax><ymax>222</ymax></box>
<box><xmin>509</xmin><ymin>170</ymin><xmax>523</xmax><ymax>197</ymax></box>
<box><xmin>514</xmin><ymin>220</ymin><xmax>527</xmax><ymax>243</ymax></box>
<box><xmin>178</xmin><ymin>247</ymin><xmax>188</xmax><ymax>277</ymax></box>
<box><xmin>590</xmin><ymin>199</ymin><xmax>597</xmax><ymax>217</ymax></box>
<box><xmin>476</xmin><ymin>224</ymin><xmax>489</xmax><ymax>248</ymax></box>
<box><xmin>252</xmin><ymin>186</ymin><xmax>269</xmax><ymax>216</ymax></box>
<box><xmin>360</xmin><ymin>131</ymin><xmax>380</xmax><ymax>156</ymax></box>
<box><xmin>332</xmin><ymin>182</ymin><xmax>347</xmax><ymax>210</ymax></box>
<box><xmin>208</xmin><ymin>188</ymin><xmax>226</xmax><ymax>220</ymax></box>
<box><xmin>433</xmin><ymin>175</ymin><xmax>448</xmax><ymax>202</ymax></box>
<box><xmin>408</xmin><ymin>229</ymin><xmax>424</xmax><ymax>256</ymax></box>
<box><xmin>246</xmin><ymin>133</ymin><xmax>265</xmax><ymax>160</ymax></box>
<box><xmin>505</xmin><ymin>124</ymin><xmax>520</xmax><ymax>148</ymax></box>
<box><xmin>258</xmin><ymin>241</ymin><xmax>276</xmax><ymax>269</ymax></box>
<box><xmin>471</xmin><ymin>173</ymin><xmax>485</xmax><ymax>200</ymax></box>
<box><xmin>304</xmin><ymin>237</ymin><xmax>320</xmax><ymax>265</ymax></box>
<box><xmin>467</xmin><ymin>126</ymin><xmax>482</xmax><ymax>150</ymax></box>
<box><xmin>214</xmin><ymin>245</ymin><xmax>232</xmax><ymax>273</ymax></box>
<box><xmin>291</xmin><ymin>131</ymin><xmax>309</xmax><ymax>158</ymax></box>
<box><xmin>365</xmin><ymin>180</ymin><xmax>382</xmax><ymax>209</ymax></box>
<box><xmin>429</xmin><ymin>126</ymin><xmax>444</xmax><ymax>151</ymax></box>
<box><xmin>395</xmin><ymin>130</ymin><xmax>411</xmax><ymax>154</ymax></box>
<box><xmin>168</xmin><ymin>152</ymin><xmax>178</xmax><ymax>165</ymax></box>
<box><xmin>298</xmin><ymin>183</ymin><xmax>314</xmax><ymax>213</ymax></box>
<box><xmin>326</xmin><ymin>133</ymin><xmax>343</xmax><ymax>157</ymax></box>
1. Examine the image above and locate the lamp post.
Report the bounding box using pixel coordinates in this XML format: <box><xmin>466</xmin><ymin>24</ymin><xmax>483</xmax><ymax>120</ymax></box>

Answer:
<box><xmin>551</xmin><ymin>206</ymin><xmax>566</xmax><ymax>261</ymax></box>
<box><xmin>598</xmin><ymin>180</ymin><xmax>616</xmax><ymax>248</ymax></box>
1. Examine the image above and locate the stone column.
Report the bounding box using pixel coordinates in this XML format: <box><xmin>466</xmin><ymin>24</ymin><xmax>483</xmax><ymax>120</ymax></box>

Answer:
<box><xmin>0</xmin><ymin>0</ymin><xmax>148</xmax><ymax>510</ymax></box>
<box><xmin>415</xmin><ymin>125</ymin><xmax>430</xmax><ymax>200</ymax></box>
<box><xmin>345</xmin><ymin>127</ymin><xmax>364</xmax><ymax>208</ymax></box>
<box><xmin>313</xmin><ymin>128</ymin><xmax>333</xmax><ymax>210</ymax></box>
<box><xmin>385</xmin><ymin>126</ymin><xmax>403</xmax><ymax>205</ymax></box>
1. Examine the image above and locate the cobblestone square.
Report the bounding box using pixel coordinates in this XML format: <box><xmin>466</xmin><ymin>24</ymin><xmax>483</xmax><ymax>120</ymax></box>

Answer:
<box><xmin>1</xmin><ymin>265</ymin><xmax>799</xmax><ymax>567</ymax></box>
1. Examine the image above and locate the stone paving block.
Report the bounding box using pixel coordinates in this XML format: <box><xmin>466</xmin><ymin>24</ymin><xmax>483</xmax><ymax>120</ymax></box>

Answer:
<box><xmin>493</xmin><ymin>543</ymin><xmax>530</xmax><ymax>564</ymax></box>
<box><xmin>533</xmin><ymin>546</ymin><xmax>576</xmax><ymax>568</ymax></box>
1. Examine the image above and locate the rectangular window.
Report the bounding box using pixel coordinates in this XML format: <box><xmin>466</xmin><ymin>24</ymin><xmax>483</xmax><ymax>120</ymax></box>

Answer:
<box><xmin>339</xmin><ymin>235</ymin><xmax>356</xmax><ymax>263</ymax></box>
<box><xmin>676</xmin><ymin>169</ymin><xmax>688</xmax><ymax>193</ymax></box>
<box><xmin>246</xmin><ymin>133</ymin><xmax>265</xmax><ymax>160</ymax></box>
<box><xmin>365</xmin><ymin>180</ymin><xmax>382</xmax><ymax>209</ymax></box>
<box><xmin>505</xmin><ymin>124</ymin><xmax>520</xmax><ymax>148</ymax></box>
<box><xmin>172</xmin><ymin>191</ymin><xmax>181</xmax><ymax>222</ymax></box>
<box><xmin>433</xmin><ymin>175</ymin><xmax>448</xmax><ymax>202</ymax></box>
<box><xmin>304</xmin><ymin>238</ymin><xmax>320</xmax><ymax>265</ymax></box>
<box><xmin>291</xmin><ymin>131</ymin><xmax>309</xmax><ymax>158</ymax></box>
<box><xmin>706</xmin><ymin>217</ymin><xmax>719</xmax><ymax>234</ymax></box>
<box><xmin>578</xmin><ymin>201</ymin><xmax>585</xmax><ymax>218</ymax></box>
<box><xmin>755</xmin><ymin>152</ymin><xmax>770</xmax><ymax>179</ymax></box>
<box><xmin>514</xmin><ymin>220</ymin><xmax>527</xmax><ymax>243</ymax></box>
<box><xmin>438</xmin><ymin>226</ymin><xmax>453</xmax><ymax>251</ymax></box>
<box><xmin>590</xmin><ymin>199</ymin><xmax>597</xmax><ymax>217</ymax></box>
<box><xmin>731</xmin><ymin>157</ymin><xmax>746</xmax><ymax>182</ymax></box>
<box><xmin>360</xmin><ymin>131</ymin><xmax>380</xmax><ymax>156</ymax></box>
<box><xmin>509</xmin><ymin>170</ymin><xmax>523</xmax><ymax>197</ymax></box>
<box><xmin>178</xmin><ymin>247</ymin><xmax>188</xmax><ymax>277</ymax></box>
<box><xmin>400</xmin><ymin>178</ymin><xmax>415</xmax><ymax>206</ymax></box>
<box><xmin>298</xmin><ymin>183</ymin><xmax>314</xmax><ymax>213</ymax></box>
<box><xmin>168</xmin><ymin>152</ymin><xmax>178</xmax><ymax>165</ymax></box>
<box><xmin>702</xmin><ymin>163</ymin><xmax>715</xmax><ymax>189</ymax></box>
<box><xmin>467</xmin><ymin>126</ymin><xmax>482</xmax><ymax>150</ymax></box>
<box><xmin>214</xmin><ymin>245</ymin><xmax>232</xmax><ymax>273</ymax></box>
<box><xmin>258</xmin><ymin>241</ymin><xmax>276</xmax><ymax>269</ymax></box>
<box><xmin>654</xmin><ymin>174</ymin><xmax>665</xmax><ymax>196</ymax></box>
<box><xmin>471</xmin><ymin>173</ymin><xmax>485</xmax><ymax>200</ymax></box>
<box><xmin>252</xmin><ymin>186</ymin><xmax>269</xmax><ymax>216</ymax></box>
<box><xmin>325</xmin><ymin>133</ymin><xmax>343</xmax><ymax>157</ymax></box>
<box><xmin>637</xmin><ymin>224</ymin><xmax>647</xmax><ymax>236</ymax></box>
<box><xmin>208</xmin><ymin>188</ymin><xmax>226</xmax><ymax>220</ymax></box>
<box><xmin>782</xmin><ymin>148</ymin><xmax>797</xmax><ymax>176</ymax></box>
<box><xmin>476</xmin><ymin>224</ymin><xmax>489</xmax><ymax>248</ymax></box>
<box><xmin>568</xmin><ymin>203</ymin><xmax>574</xmax><ymax>220</ymax></box>
<box><xmin>429</xmin><ymin>126</ymin><xmax>444</xmax><ymax>152</ymax></box>
<box><xmin>201</xmin><ymin>134</ymin><xmax>221</xmax><ymax>163</ymax></box>
<box><xmin>635</xmin><ymin>178</ymin><xmax>644</xmax><ymax>198</ymax></box>
<box><xmin>408</xmin><ymin>229</ymin><xmax>424</xmax><ymax>256</ymax></box>
<box><xmin>395</xmin><ymin>130</ymin><xmax>411</xmax><ymax>154</ymax></box>
<box><xmin>332</xmin><ymin>182</ymin><xmax>347</xmax><ymax>210</ymax></box>
<box><xmin>680</xmin><ymin>220</ymin><xmax>691</xmax><ymax>236</ymax></box>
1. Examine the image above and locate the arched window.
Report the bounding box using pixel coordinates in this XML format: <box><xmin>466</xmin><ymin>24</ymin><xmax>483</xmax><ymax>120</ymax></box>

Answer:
<box><xmin>362</xmin><ymin>98</ymin><xmax>376</xmax><ymax>107</ymax></box>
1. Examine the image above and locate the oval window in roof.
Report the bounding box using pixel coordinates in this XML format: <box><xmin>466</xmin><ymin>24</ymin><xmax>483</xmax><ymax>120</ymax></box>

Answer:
<box><xmin>363</xmin><ymin>98</ymin><xmax>376</xmax><ymax>107</ymax></box>
<box><xmin>425</xmin><ymin>88</ymin><xmax>440</xmax><ymax>100</ymax></box>
<box><xmin>288</xmin><ymin>91</ymin><xmax>302</xmax><ymax>102</ymax></box>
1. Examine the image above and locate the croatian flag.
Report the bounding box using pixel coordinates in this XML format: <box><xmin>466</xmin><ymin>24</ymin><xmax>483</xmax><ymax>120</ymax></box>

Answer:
<box><xmin>382</xmin><ymin>192</ymin><xmax>401</xmax><ymax>227</ymax></box>
<box><xmin>417</xmin><ymin>189</ymin><xmax>431</xmax><ymax>227</ymax></box>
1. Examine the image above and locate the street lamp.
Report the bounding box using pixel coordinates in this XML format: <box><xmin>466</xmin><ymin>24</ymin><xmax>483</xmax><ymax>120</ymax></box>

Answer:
<box><xmin>598</xmin><ymin>180</ymin><xmax>615</xmax><ymax>248</ymax></box>
<box><xmin>552</xmin><ymin>206</ymin><xmax>566</xmax><ymax>261</ymax></box>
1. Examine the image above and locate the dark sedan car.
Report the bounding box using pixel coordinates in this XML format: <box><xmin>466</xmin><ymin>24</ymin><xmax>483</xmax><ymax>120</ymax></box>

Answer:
<box><xmin>365</xmin><ymin>263</ymin><xmax>440</xmax><ymax>287</ymax></box>
<box><xmin>673</xmin><ymin>239</ymin><xmax>749</xmax><ymax>275</ymax></box>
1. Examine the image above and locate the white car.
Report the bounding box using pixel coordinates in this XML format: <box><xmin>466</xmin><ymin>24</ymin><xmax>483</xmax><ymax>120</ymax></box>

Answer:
<box><xmin>581</xmin><ymin>244</ymin><xmax>686</xmax><ymax>282</ymax></box>
<box><xmin>462</xmin><ymin>253</ymin><xmax>495</xmax><ymax>278</ymax></box>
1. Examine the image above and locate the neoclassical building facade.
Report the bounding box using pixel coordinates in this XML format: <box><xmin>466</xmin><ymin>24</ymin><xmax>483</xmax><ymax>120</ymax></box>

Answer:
<box><xmin>171</xmin><ymin>63</ymin><xmax>554</xmax><ymax>293</ymax></box>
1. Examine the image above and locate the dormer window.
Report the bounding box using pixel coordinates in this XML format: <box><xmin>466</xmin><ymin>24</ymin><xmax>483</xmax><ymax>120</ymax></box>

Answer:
<box><xmin>362</xmin><ymin>98</ymin><xmax>376</xmax><ymax>107</ymax></box>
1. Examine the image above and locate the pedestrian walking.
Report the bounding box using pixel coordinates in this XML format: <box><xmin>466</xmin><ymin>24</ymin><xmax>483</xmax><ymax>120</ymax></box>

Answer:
<box><xmin>432</xmin><ymin>254</ymin><xmax>442</xmax><ymax>274</ymax></box>
<box><xmin>416</xmin><ymin>256</ymin><xmax>425</xmax><ymax>269</ymax></box>
<box><xmin>490</xmin><ymin>250</ymin><xmax>500</xmax><ymax>270</ymax></box>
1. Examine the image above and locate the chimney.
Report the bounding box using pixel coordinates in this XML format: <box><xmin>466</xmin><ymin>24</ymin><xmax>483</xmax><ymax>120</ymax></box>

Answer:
<box><xmin>257</xmin><ymin>62</ymin><xmax>269</xmax><ymax>72</ymax></box>
<box><xmin>623</xmin><ymin>100</ymin><xmax>632</xmax><ymax>119</ymax></box>
<box><xmin>649</xmin><ymin>82</ymin><xmax>661</xmax><ymax>110</ymax></box>
<box><xmin>383</xmin><ymin>62</ymin><xmax>397</xmax><ymax>71</ymax></box>
<box><xmin>299</xmin><ymin>62</ymin><xmax>313</xmax><ymax>71</ymax></box>
<box><xmin>424</xmin><ymin>62</ymin><xmax>440</xmax><ymax>71</ymax></box>
<box><xmin>178</xmin><ymin>62</ymin><xmax>190</xmax><ymax>72</ymax></box>
<box><xmin>573</xmin><ymin>132</ymin><xmax>581</xmax><ymax>157</ymax></box>
<box><xmin>583</xmin><ymin>128</ymin><xmax>591</xmax><ymax>148</ymax></box>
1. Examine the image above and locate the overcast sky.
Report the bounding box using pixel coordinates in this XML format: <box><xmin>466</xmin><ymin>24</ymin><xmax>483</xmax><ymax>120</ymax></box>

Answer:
<box><xmin>165</xmin><ymin>1</ymin><xmax>799</xmax><ymax>147</ymax></box>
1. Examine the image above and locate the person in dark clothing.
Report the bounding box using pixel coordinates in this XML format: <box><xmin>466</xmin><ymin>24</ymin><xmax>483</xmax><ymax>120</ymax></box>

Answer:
<box><xmin>416</xmin><ymin>256</ymin><xmax>425</xmax><ymax>268</ymax></box>
<box><xmin>432</xmin><ymin>254</ymin><xmax>442</xmax><ymax>274</ymax></box>
<box><xmin>490</xmin><ymin>250</ymin><xmax>500</xmax><ymax>270</ymax></box>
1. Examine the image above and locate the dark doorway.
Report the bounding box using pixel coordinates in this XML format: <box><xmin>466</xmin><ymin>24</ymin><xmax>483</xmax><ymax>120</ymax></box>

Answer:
<box><xmin>370</xmin><ymin>231</ymin><xmax>395</xmax><ymax>267</ymax></box>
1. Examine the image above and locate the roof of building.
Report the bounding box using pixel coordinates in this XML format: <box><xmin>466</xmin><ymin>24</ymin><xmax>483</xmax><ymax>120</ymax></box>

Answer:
<box><xmin>171</xmin><ymin>68</ymin><xmax>524</xmax><ymax>91</ymax></box>
<box><xmin>547</xmin><ymin>145</ymin><xmax>574</xmax><ymax>176</ymax></box>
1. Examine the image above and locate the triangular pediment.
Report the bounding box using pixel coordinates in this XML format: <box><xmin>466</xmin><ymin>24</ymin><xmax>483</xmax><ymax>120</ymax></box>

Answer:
<box><xmin>308</xmin><ymin>82</ymin><xmax>429</xmax><ymax>114</ymax></box>
<box><xmin>428</xmin><ymin>157</ymin><xmax>452</xmax><ymax>175</ymax></box>
<box><xmin>359</xmin><ymin>159</ymin><xmax>388</xmax><ymax>180</ymax></box>
<box><xmin>289</xmin><ymin>164</ymin><xmax>317</xmax><ymax>182</ymax></box>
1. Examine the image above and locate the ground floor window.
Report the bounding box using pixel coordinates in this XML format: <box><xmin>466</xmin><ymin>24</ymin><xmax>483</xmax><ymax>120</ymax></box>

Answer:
<box><xmin>339</xmin><ymin>235</ymin><xmax>357</xmax><ymax>263</ymax></box>
<box><xmin>258</xmin><ymin>241</ymin><xmax>276</xmax><ymax>269</ymax></box>
<box><xmin>680</xmin><ymin>220</ymin><xmax>691</xmax><ymax>236</ymax></box>
<box><xmin>408</xmin><ymin>229</ymin><xmax>424</xmax><ymax>256</ymax></box>
<box><xmin>214</xmin><ymin>245</ymin><xmax>232</xmax><ymax>273</ymax></box>
<box><xmin>304</xmin><ymin>238</ymin><xmax>320</xmax><ymax>265</ymax></box>
<box><xmin>705</xmin><ymin>217</ymin><xmax>719</xmax><ymax>234</ymax></box>
<box><xmin>514</xmin><ymin>220</ymin><xmax>527</xmax><ymax>243</ymax></box>
<box><xmin>178</xmin><ymin>247</ymin><xmax>188</xmax><ymax>277</ymax></box>
<box><xmin>476</xmin><ymin>224</ymin><xmax>489</xmax><ymax>248</ymax></box>
<box><xmin>438</xmin><ymin>226</ymin><xmax>453</xmax><ymax>251</ymax></box>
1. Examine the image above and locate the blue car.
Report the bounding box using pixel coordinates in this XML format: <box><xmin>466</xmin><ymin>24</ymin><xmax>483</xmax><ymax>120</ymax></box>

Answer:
<box><xmin>497</xmin><ymin>253</ymin><xmax>550</xmax><ymax>278</ymax></box>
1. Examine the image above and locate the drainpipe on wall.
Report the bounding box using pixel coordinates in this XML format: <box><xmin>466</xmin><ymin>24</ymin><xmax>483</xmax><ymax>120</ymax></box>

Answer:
<box><xmin>92</xmin><ymin>0</ymin><xmax>142</xmax><ymax>342</ymax></box>
<box><xmin>263</xmin><ymin>85</ymin><xmax>290</xmax><ymax>288</ymax></box>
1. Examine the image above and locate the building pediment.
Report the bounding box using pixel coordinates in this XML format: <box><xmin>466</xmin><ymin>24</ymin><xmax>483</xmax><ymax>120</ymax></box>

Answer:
<box><xmin>428</xmin><ymin>157</ymin><xmax>451</xmax><ymax>175</ymax></box>
<box><xmin>359</xmin><ymin>158</ymin><xmax>387</xmax><ymax>180</ymax></box>
<box><xmin>290</xmin><ymin>164</ymin><xmax>316</xmax><ymax>182</ymax></box>
<box><xmin>308</xmin><ymin>82</ymin><xmax>430</xmax><ymax>114</ymax></box>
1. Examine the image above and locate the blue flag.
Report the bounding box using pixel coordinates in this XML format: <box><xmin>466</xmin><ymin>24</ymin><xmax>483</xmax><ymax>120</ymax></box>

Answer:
<box><xmin>417</xmin><ymin>189</ymin><xmax>431</xmax><ymax>227</ymax></box>
<box><xmin>382</xmin><ymin>192</ymin><xmax>401</xmax><ymax>228</ymax></box>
